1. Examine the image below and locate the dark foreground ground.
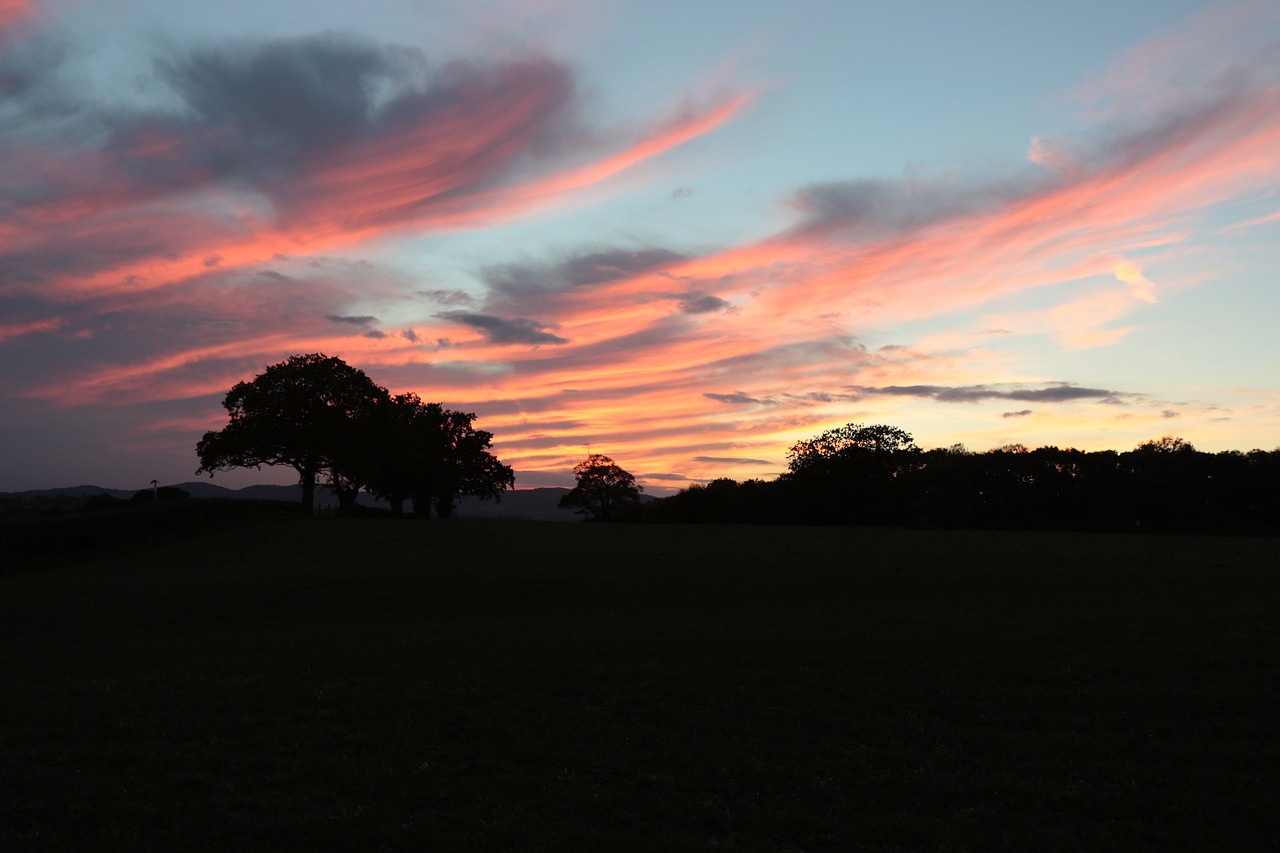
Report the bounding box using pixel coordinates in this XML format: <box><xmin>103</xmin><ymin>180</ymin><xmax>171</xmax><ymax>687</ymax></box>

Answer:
<box><xmin>1</xmin><ymin>516</ymin><xmax>1277</xmax><ymax>850</ymax></box>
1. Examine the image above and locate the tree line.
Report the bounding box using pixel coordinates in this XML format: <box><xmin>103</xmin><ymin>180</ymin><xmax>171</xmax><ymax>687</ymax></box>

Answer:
<box><xmin>643</xmin><ymin>424</ymin><xmax>1280</xmax><ymax>532</ymax></box>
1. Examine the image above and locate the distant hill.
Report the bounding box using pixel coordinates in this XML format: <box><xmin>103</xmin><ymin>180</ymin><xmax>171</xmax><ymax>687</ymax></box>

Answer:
<box><xmin>1</xmin><ymin>485</ymin><xmax>139</xmax><ymax>500</ymax></box>
<box><xmin>0</xmin><ymin>483</ymin><xmax>289</xmax><ymax>502</ymax></box>
<box><xmin>455</xmin><ymin>488</ymin><xmax>579</xmax><ymax>521</ymax></box>
<box><xmin>173</xmin><ymin>481</ymin><xmax>301</xmax><ymax>501</ymax></box>
<box><xmin>1</xmin><ymin>482</ymin><xmax>580</xmax><ymax>521</ymax></box>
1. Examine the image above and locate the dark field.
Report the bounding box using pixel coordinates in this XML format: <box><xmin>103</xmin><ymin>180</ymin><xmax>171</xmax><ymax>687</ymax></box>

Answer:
<box><xmin>2</xmin><ymin>518</ymin><xmax>1277</xmax><ymax>850</ymax></box>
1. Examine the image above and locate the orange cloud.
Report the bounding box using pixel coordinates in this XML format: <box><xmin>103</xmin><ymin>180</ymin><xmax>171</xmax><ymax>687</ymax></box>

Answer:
<box><xmin>1114</xmin><ymin>261</ymin><xmax>1157</xmax><ymax>303</ymax></box>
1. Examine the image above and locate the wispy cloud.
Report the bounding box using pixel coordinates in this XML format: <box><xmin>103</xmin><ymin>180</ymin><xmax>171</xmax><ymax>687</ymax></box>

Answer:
<box><xmin>1114</xmin><ymin>260</ymin><xmax>1157</xmax><ymax>303</ymax></box>
<box><xmin>482</xmin><ymin>247</ymin><xmax>687</xmax><ymax>313</ymax></box>
<box><xmin>854</xmin><ymin>384</ymin><xmax>1131</xmax><ymax>404</ymax></box>
<box><xmin>325</xmin><ymin>314</ymin><xmax>378</xmax><ymax>326</ymax></box>
<box><xmin>678</xmin><ymin>293</ymin><xmax>734</xmax><ymax>315</ymax></box>
<box><xmin>692</xmin><ymin>456</ymin><xmax>771</xmax><ymax>465</ymax></box>
<box><xmin>0</xmin><ymin>33</ymin><xmax>747</xmax><ymax>302</ymax></box>
<box><xmin>0</xmin><ymin>316</ymin><xmax>64</xmax><ymax>342</ymax></box>
<box><xmin>705</xmin><ymin>391</ymin><xmax>764</xmax><ymax>405</ymax></box>
<box><xmin>436</xmin><ymin>312</ymin><xmax>568</xmax><ymax>346</ymax></box>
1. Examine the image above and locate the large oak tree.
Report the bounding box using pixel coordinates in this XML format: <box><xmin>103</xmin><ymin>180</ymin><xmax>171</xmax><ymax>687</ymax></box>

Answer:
<box><xmin>196</xmin><ymin>354</ymin><xmax>387</xmax><ymax>515</ymax></box>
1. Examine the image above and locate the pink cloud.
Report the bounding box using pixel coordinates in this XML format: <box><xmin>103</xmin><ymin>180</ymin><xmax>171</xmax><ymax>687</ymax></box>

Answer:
<box><xmin>0</xmin><ymin>316</ymin><xmax>63</xmax><ymax>341</ymax></box>
<box><xmin>0</xmin><ymin>0</ymin><xmax>33</xmax><ymax>31</ymax></box>
<box><xmin>3</xmin><ymin>43</ymin><xmax>749</xmax><ymax>304</ymax></box>
<box><xmin>1223</xmin><ymin>208</ymin><xmax>1280</xmax><ymax>232</ymax></box>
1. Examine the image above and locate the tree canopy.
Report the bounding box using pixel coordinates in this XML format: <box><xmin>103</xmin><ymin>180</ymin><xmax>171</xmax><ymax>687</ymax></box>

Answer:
<box><xmin>196</xmin><ymin>354</ymin><xmax>513</xmax><ymax>516</ymax></box>
<box><xmin>558</xmin><ymin>453</ymin><xmax>643</xmax><ymax>521</ymax></box>
<box><xmin>196</xmin><ymin>354</ymin><xmax>385</xmax><ymax>515</ymax></box>
<box><xmin>783</xmin><ymin>423</ymin><xmax>921</xmax><ymax>525</ymax></box>
<box><xmin>357</xmin><ymin>394</ymin><xmax>514</xmax><ymax>518</ymax></box>
<box><xmin>786</xmin><ymin>423</ymin><xmax>919</xmax><ymax>472</ymax></box>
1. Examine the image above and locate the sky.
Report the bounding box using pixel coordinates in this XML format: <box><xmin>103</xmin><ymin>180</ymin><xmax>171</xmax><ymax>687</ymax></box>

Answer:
<box><xmin>2</xmin><ymin>0</ymin><xmax>1279</xmax><ymax>494</ymax></box>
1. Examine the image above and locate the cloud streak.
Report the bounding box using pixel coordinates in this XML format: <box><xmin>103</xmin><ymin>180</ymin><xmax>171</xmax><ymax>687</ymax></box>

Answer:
<box><xmin>854</xmin><ymin>384</ymin><xmax>1130</xmax><ymax>404</ymax></box>
<box><xmin>436</xmin><ymin>312</ymin><xmax>568</xmax><ymax>346</ymax></box>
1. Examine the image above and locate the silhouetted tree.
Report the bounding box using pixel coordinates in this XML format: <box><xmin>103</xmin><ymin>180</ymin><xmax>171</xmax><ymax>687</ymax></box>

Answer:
<box><xmin>196</xmin><ymin>354</ymin><xmax>387</xmax><ymax>515</ymax></box>
<box><xmin>643</xmin><ymin>477</ymin><xmax>792</xmax><ymax>524</ymax></box>
<box><xmin>783</xmin><ymin>423</ymin><xmax>921</xmax><ymax>524</ymax></box>
<box><xmin>348</xmin><ymin>393</ymin><xmax>419</xmax><ymax>516</ymax></box>
<box><xmin>356</xmin><ymin>394</ymin><xmax>514</xmax><ymax>518</ymax></box>
<box><xmin>130</xmin><ymin>486</ymin><xmax>190</xmax><ymax>503</ymax></box>
<box><xmin>559</xmin><ymin>453</ymin><xmax>643</xmax><ymax>521</ymax></box>
<box><xmin>913</xmin><ymin>444</ymin><xmax>975</xmax><ymax>528</ymax></box>
<box><xmin>1121</xmin><ymin>436</ymin><xmax>1208</xmax><ymax>527</ymax></box>
<box><xmin>424</xmin><ymin>405</ymin><xmax>515</xmax><ymax>518</ymax></box>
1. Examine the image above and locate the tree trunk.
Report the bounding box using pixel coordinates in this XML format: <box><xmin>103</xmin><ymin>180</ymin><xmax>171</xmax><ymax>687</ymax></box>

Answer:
<box><xmin>300</xmin><ymin>470</ymin><xmax>316</xmax><ymax>517</ymax></box>
<box><xmin>336</xmin><ymin>485</ymin><xmax>359</xmax><ymax>516</ymax></box>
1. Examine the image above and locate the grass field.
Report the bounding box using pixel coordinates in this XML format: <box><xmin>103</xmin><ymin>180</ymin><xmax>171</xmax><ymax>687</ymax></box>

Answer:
<box><xmin>2</xmin><ymin>517</ymin><xmax>1277</xmax><ymax>850</ymax></box>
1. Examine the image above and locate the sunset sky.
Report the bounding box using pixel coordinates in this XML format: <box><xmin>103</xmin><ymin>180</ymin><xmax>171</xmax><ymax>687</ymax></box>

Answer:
<box><xmin>2</xmin><ymin>0</ymin><xmax>1279</xmax><ymax>493</ymax></box>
